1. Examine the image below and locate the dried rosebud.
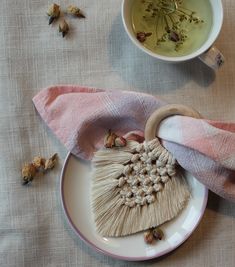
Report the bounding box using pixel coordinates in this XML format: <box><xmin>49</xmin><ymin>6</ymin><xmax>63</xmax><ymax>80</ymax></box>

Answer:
<box><xmin>59</xmin><ymin>19</ymin><xmax>69</xmax><ymax>38</ymax></box>
<box><xmin>104</xmin><ymin>130</ymin><xmax>117</xmax><ymax>148</ymax></box>
<box><xmin>152</xmin><ymin>228</ymin><xmax>164</xmax><ymax>240</ymax></box>
<box><xmin>136</xmin><ymin>32</ymin><xmax>152</xmax><ymax>43</ymax></box>
<box><xmin>22</xmin><ymin>163</ymin><xmax>37</xmax><ymax>185</ymax></box>
<box><xmin>47</xmin><ymin>3</ymin><xmax>60</xmax><ymax>25</ymax></box>
<box><xmin>114</xmin><ymin>136</ymin><xmax>127</xmax><ymax>147</ymax></box>
<box><xmin>104</xmin><ymin>130</ymin><xmax>127</xmax><ymax>148</ymax></box>
<box><xmin>44</xmin><ymin>153</ymin><xmax>58</xmax><ymax>170</ymax></box>
<box><xmin>169</xmin><ymin>31</ymin><xmax>180</xmax><ymax>42</ymax></box>
<box><xmin>67</xmin><ymin>5</ymin><xmax>85</xmax><ymax>18</ymax></box>
<box><xmin>32</xmin><ymin>156</ymin><xmax>46</xmax><ymax>170</ymax></box>
<box><xmin>144</xmin><ymin>230</ymin><xmax>155</xmax><ymax>244</ymax></box>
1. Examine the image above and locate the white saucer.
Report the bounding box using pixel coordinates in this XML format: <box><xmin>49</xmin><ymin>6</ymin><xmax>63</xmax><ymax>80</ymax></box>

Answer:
<box><xmin>60</xmin><ymin>153</ymin><xmax>208</xmax><ymax>261</ymax></box>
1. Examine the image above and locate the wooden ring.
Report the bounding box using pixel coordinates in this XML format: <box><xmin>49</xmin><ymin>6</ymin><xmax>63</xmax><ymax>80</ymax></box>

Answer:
<box><xmin>144</xmin><ymin>104</ymin><xmax>202</xmax><ymax>141</ymax></box>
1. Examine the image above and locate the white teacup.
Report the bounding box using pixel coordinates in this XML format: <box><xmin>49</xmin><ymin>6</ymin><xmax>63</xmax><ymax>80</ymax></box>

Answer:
<box><xmin>122</xmin><ymin>0</ymin><xmax>224</xmax><ymax>70</ymax></box>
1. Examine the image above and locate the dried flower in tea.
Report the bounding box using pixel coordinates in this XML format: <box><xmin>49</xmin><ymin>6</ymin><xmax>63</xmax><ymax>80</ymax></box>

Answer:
<box><xmin>137</xmin><ymin>0</ymin><xmax>204</xmax><ymax>51</ymax></box>
<box><xmin>136</xmin><ymin>32</ymin><xmax>152</xmax><ymax>43</ymax></box>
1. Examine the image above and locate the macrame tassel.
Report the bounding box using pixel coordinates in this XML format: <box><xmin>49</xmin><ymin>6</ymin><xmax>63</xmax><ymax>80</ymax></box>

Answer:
<box><xmin>91</xmin><ymin>139</ymin><xmax>191</xmax><ymax>237</ymax></box>
<box><xmin>93</xmin><ymin>150</ymin><xmax>133</xmax><ymax>166</ymax></box>
<box><xmin>93</xmin><ymin>164</ymin><xmax>124</xmax><ymax>181</ymax></box>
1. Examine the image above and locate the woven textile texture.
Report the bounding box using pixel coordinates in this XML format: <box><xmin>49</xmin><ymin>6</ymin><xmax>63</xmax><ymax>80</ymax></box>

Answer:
<box><xmin>0</xmin><ymin>0</ymin><xmax>235</xmax><ymax>266</ymax></box>
<box><xmin>33</xmin><ymin>86</ymin><xmax>235</xmax><ymax>201</ymax></box>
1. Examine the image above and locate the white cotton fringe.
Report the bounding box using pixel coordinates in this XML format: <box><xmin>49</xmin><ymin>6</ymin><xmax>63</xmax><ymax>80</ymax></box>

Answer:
<box><xmin>91</xmin><ymin>140</ymin><xmax>190</xmax><ymax>237</ymax></box>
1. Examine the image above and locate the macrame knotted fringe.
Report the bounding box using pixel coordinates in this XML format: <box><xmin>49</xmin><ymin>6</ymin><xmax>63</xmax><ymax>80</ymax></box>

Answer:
<box><xmin>91</xmin><ymin>139</ymin><xmax>190</xmax><ymax>237</ymax></box>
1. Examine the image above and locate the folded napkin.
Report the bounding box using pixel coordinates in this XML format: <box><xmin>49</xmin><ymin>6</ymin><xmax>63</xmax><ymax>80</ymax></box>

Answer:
<box><xmin>33</xmin><ymin>85</ymin><xmax>235</xmax><ymax>202</ymax></box>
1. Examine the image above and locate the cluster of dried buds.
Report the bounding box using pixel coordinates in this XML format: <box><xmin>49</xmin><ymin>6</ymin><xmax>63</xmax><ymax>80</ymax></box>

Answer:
<box><xmin>104</xmin><ymin>130</ymin><xmax>127</xmax><ymax>148</ymax></box>
<box><xmin>21</xmin><ymin>154</ymin><xmax>58</xmax><ymax>185</ymax></box>
<box><xmin>47</xmin><ymin>3</ymin><xmax>85</xmax><ymax>38</ymax></box>
<box><xmin>144</xmin><ymin>227</ymin><xmax>164</xmax><ymax>245</ymax></box>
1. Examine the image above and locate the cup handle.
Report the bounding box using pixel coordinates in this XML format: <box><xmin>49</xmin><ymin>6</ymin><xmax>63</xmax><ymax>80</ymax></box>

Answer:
<box><xmin>198</xmin><ymin>46</ymin><xmax>225</xmax><ymax>70</ymax></box>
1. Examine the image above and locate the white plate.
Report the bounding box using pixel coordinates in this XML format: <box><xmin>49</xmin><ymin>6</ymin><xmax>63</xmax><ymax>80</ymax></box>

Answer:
<box><xmin>60</xmin><ymin>153</ymin><xmax>208</xmax><ymax>261</ymax></box>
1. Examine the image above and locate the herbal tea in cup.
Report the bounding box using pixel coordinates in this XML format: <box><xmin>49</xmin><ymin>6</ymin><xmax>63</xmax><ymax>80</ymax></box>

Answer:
<box><xmin>122</xmin><ymin>0</ymin><xmax>224</xmax><ymax>69</ymax></box>
<box><xmin>132</xmin><ymin>0</ymin><xmax>212</xmax><ymax>57</ymax></box>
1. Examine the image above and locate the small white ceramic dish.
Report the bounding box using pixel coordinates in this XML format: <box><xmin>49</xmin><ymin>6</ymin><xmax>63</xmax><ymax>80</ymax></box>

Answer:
<box><xmin>60</xmin><ymin>153</ymin><xmax>208</xmax><ymax>261</ymax></box>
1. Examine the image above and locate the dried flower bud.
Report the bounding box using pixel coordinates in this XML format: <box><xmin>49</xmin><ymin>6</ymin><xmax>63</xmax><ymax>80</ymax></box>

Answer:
<box><xmin>32</xmin><ymin>156</ymin><xmax>46</xmax><ymax>170</ymax></box>
<box><xmin>67</xmin><ymin>5</ymin><xmax>85</xmax><ymax>18</ymax></box>
<box><xmin>59</xmin><ymin>19</ymin><xmax>69</xmax><ymax>38</ymax></box>
<box><xmin>22</xmin><ymin>163</ymin><xmax>37</xmax><ymax>185</ymax></box>
<box><xmin>47</xmin><ymin>3</ymin><xmax>60</xmax><ymax>25</ymax></box>
<box><xmin>152</xmin><ymin>228</ymin><xmax>164</xmax><ymax>240</ymax></box>
<box><xmin>44</xmin><ymin>153</ymin><xmax>58</xmax><ymax>170</ymax></box>
<box><xmin>169</xmin><ymin>31</ymin><xmax>180</xmax><ymax>42</ymax></box>
<box><xmin>136</xmin><ymin>32</ymin><xmax>152</xmax><ymax>43</ymax></box>
<box><xmin>144</xmin><ymin>230</ymin><xmax>155</xmax><ymax>244</ymax></box>
<box><xmin>114</xmin><ymin>136</ymin><xmax>127</xmax><ymax>147</ymax></box>
<box><xmin>104</xmin><ymin>130</ymin><xmax>127</xmax><ymax>148</ymax></box>
<box><xmin>104</xmin><ymin>130</ymin><xmax>117</xmax><ymax>148</ymax></box>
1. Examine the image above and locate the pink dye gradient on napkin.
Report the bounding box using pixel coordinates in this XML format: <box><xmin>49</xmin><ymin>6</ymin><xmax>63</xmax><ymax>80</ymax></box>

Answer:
<box><xmin>33</xmin><ymin>85</ymin><xmax>235</xmax><ymax>201</ymax></box>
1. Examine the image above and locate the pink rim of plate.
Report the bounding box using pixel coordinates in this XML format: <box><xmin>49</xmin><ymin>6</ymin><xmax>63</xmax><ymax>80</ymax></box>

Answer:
<box><xmin>60</xmin><ymin>152</ymin><xmax>208</xmax><ymax>261</ymax></box>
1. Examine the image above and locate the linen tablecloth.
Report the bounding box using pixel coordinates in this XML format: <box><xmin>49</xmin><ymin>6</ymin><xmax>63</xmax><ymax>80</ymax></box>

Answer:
<box><xmin>0</xmin><ymin>0</ymin><xmax>235</xmax><ymax>266</ymax></box>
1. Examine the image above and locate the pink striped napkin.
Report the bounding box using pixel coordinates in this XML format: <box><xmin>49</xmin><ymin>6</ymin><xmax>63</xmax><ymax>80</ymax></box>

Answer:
<box><xmin>33</xmin><ymin>85</ymin><xmax>235</xmax><ymax>201</ymax></box>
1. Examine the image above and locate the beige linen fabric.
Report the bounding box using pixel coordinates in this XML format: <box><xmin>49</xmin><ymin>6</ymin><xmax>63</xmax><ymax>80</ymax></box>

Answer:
<box><xmin>0</xmin><ymin>0</ymin><xmax>235</xmax><ymax>266</ymax></box>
